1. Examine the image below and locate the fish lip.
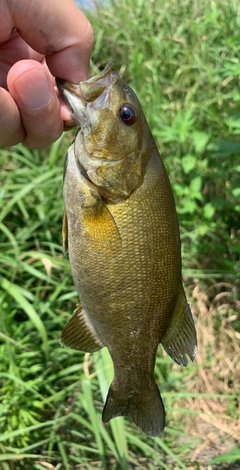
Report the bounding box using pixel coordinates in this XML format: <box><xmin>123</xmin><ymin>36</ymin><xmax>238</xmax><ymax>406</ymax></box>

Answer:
<box><xmin>56</xmin><ymin>78</ymin><xmax>83</xmax><ymax>102</ymax></box>
<box><xmin>56</xmin><ymin>62</ymin><xmax>117</xmax><ymax>97</ymax></box>
<box><xmin>56</xmin><ymin>62</ymin><xmax>117</xmax><ymax>105</ymax></box>
<box><xmin>80</xmin><ymin>63</ymin><xmax>117</xmax><ymax>102</ymax></box>
<box><xmin>56</xmin><ymin>62</ymin><xmax>117</xmax><ymax>125</ymax></box>
<box><xmin>56</xmin><ymin>78</ymin><xmax>87</xmax><ymax>112</ymax></box>
<box><xmin>85</xmin><ymin>62</ymin><xmax>115</xmax><ymax>83</ymax></box>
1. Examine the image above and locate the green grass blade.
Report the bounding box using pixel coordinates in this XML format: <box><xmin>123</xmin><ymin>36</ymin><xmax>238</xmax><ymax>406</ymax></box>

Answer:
<box><xmin>0</xmin><ymin>419</ymin><xmax>63</xmax><ymax>443</ymax></box>
<box><xmin>209</xmin><ymin>446</ymin><xmax>240</xmax><ymax>464</ymax></box>
<box><xmin>81</xmin><ymin>378</ymin><xmax>107</xmax><ymax>469</ymax></box>
<box><xmin>0</xmin><ymin>222</ymin><xmax>19</xmax><ymax>256</ymax></box>
<box><xmin>96</xmin><ymin>349</ymin><xmax>129</xmax><ymax>470</ymax></box>
<box><xmin>154</xmin><ymin>437</ymin><xmax>188</xmax><ymax>470</ymax></box>
<box><xmin>57</xmin><ymin>439</ymin><xmax>71</xmax><ymax>470</ymax></box>
<box><xmin>0</xmin><ymin>169</ymin><xmax>57</xmax><ymax>223</ymax></box>
<box><xmin>48</xmin><ymin>134</ymin><xmax>65</xmax><ymax>168</ymax></box>
<box><xmin>0</xmin><ymin>276</ymin><xmax>49</xmax><ymax>355</ymax></box>
<box><xmin>0</xmin><ymin>454</ymin><xmax>47</xmax><ymax>461</ymax></box>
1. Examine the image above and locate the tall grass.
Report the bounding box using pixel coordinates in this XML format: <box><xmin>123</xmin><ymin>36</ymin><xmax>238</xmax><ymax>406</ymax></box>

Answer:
<box><xmin>0</xmin><ymin>0</ymin><xmax>239</xmax><ymax>468</ymax></box>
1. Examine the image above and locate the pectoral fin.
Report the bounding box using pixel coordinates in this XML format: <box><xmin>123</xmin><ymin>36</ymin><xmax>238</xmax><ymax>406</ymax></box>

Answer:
<box><xmin>61</xmin><ymin>304</ymin><xmax>104</xmax><ymax>352</ymax></box>
<box><xmin>82</xmin><ymin>195</ymin><xmax>122</xmax><ymax>252</ymax></box>
<box><xmin>161</xmin><ymin>286</ymin><xmax>197</xmax><ymax>366</ymax></box>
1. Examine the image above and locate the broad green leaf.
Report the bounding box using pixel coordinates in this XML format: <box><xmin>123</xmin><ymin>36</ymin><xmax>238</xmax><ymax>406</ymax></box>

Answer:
<box><xmin>181</xmin><ymin>154</ymin><xmax>196</xmax><ymax>174</ymax></box>
<box><xmin>190</xmin><ymin>176</ymin><xmax>202</xmax><ymax>194</ymax></box>
<box><xmin>203</xmin><ymin>203</ymin><xmax>215</xmax><ymax>219</ymax></box>
<box><xmin>192</xmin><ymin>131</ymin><xmax>210</xmax><ymax>153</ymax></box>
<box><xmin>232</xmin><ymin>187</ymin><xmax>240</xmax><ymax>198</ymax></box>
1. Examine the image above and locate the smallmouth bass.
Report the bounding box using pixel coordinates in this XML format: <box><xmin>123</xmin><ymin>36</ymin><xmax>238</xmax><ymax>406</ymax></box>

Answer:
<box><xmin>57</xmin><ymin>63</ymin><xmax>197</xmax><ymax>437</ymax></box>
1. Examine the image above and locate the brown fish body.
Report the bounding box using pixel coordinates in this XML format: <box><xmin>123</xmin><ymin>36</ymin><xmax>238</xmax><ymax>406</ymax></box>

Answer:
<box><xmin>58</xmin><ymin>63</ymin><xmax>197</xmax><ymax>436</ymax></box>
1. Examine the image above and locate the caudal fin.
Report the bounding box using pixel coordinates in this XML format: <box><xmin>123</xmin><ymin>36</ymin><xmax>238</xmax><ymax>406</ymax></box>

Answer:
<box><xmin>102</xmin><ymin>382</ymin><xmax>165</xmax><ymax>437</ymax></box>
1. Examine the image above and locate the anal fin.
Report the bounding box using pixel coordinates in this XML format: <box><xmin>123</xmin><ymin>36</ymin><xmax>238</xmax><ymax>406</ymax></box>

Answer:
<box><xmin>161</xmin><ymin>285</ymin><xmax>197</xmax><ymax>366</ymax></box>
<box><xmin>61</xmin><ymin>304</ymin><xmax>104</xmax><ymax>353</ymax></box>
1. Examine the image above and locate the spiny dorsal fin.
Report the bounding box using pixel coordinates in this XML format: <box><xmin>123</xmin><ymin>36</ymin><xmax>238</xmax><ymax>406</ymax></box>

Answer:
<box><xmin>161</xmin><ymin>285</ymin><xmax>197</xmax><ymax>366</ymax></box>
<box><xmin>61</xmin><ymin>304</ymin><xmax>104</xmax><ymax>353</ymax></box>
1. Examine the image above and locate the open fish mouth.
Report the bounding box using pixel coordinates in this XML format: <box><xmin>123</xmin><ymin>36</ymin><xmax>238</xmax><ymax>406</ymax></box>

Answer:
<box><xmin>56</xmin><ymin>63</ymin><xmax>118</xmax><ymax>123</ymax></box>
<box><xmin>79</xmin><ymin>62</ymin><xmax>117</xmax><ymax>102</ymax></box>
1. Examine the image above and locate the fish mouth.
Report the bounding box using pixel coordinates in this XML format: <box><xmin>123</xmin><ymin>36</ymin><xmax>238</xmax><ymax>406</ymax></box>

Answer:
<box><xmin>56</xmin><ymin>62</ymin><xmax>117</xmax><ymax>125</ymax></box>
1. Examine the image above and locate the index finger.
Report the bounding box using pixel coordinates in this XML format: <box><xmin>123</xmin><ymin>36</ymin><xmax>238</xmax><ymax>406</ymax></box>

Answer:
<box><xmin>8</xmin><ymin>0</ymin><xmax>94</xmax><ymax>82</ymax></box>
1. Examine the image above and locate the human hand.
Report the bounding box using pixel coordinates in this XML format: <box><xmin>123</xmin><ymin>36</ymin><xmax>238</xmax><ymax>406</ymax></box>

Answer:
<box><xmin>0</xmin><ymin>0</ymin><xmax>94</xmax><ymax>148</ymax></box>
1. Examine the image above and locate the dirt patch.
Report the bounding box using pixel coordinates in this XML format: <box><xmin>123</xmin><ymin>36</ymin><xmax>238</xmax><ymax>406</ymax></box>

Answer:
<box><xmin>174</xmin><ymin>281</ymin><xmax>240</xmax><ymax>467</ymax></box>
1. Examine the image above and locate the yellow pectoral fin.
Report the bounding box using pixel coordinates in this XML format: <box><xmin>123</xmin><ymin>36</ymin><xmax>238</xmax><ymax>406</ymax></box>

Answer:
<box><xmin>161</xmin><ymin>285</ymin><xmax>197</xmax><ymax>366</ymax></box>
<box><xmin>82</xmin><ymin>195</ymin><xmax>122</xmax><ymax>253</ymax></box>
<box><xmin>62</xmin><ymin>208</ymin><xmax>68</xmax><ymax>253</ymax></box>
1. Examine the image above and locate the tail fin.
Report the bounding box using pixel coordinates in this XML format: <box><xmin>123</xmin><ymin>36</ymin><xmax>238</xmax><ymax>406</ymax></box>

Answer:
<box><xmin>102</xmin><ymin>382</ymin><xmax>165</xmax><ymax>437</ymax></box>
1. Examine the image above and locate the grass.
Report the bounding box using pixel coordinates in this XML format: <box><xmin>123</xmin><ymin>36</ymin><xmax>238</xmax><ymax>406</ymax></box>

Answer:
<box><xmin>0</xmin><ymin>0</ymin><xmax>240</xmax><ymax>468</ymax></box>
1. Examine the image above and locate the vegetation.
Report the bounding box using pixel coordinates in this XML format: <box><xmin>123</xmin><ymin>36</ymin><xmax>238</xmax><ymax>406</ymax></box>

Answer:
<box><xmin>0</xmin><ymin>0</ymin><xmax>239</xmax><ymax>468</ymax></box>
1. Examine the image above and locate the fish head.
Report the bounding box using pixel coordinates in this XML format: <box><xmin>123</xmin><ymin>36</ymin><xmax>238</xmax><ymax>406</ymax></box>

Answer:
<box><xmin>57</xmin><ymin>63</ymin><xmax>151</xmax><ymax>200</ymax></box>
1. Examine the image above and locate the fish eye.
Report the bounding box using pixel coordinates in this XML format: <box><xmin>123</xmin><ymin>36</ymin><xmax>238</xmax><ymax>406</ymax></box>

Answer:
<box><xmin>119</xmin><ymin>104</ymin><xmax>137</xmax><ymax>125</ymax></box>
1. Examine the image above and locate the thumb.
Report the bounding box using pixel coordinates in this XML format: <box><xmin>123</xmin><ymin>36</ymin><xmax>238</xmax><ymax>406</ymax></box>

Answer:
<box><xmin>7</xmin><ymin>60</ymin><xmax>63</xmax><ymax>148</ymax></box>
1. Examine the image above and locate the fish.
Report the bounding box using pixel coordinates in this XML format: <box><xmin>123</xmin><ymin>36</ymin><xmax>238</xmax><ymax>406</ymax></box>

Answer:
<box><xmin>56</xmin><ymin>62</ymin><xmax>197</xmax><ymax>437</ymax></box>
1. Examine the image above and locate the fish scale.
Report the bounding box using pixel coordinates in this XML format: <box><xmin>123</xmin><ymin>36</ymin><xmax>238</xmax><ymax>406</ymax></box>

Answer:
<box><xmin>57</xmin><ymin>62</ymin><xmax>197</xmax><ymax>437</ymax></box>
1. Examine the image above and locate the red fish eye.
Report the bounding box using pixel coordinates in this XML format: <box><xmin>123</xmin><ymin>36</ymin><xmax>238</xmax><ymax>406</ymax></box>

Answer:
<box><xmin>119</xmin><ymin>104</ymin><xmax>137</xmax><ymax>125</ymax></box>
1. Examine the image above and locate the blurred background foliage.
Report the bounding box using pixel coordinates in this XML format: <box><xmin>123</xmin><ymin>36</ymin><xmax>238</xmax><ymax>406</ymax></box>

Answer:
<box><xmin>0</xmin><ymin>0</ymin><xmax>239</xmax><ymax>468</ymax></box>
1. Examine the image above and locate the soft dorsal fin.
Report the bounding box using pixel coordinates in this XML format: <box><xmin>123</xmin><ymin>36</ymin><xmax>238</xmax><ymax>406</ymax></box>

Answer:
<box><xmin>161</xmin><ymin>286</ymin><xmax>197</xmax><ymax>366</ymax></box>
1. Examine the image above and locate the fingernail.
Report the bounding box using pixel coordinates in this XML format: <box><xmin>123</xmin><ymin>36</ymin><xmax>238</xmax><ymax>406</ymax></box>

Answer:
<box><xmin>14</xmin><ymin>69</ymin><xmax>51</xmax><ymax>110</ymax></box>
